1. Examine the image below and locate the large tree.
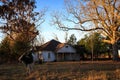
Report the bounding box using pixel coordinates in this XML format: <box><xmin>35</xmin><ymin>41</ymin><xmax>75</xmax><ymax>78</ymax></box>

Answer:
<box><xmin>0</xmin><ymin>0</ymin><xmax>46</xmax><ymax>44</ymax></box>
<box><xmin>0</xmin><ymin>0</ymin><xmax>46</xmax><ymax>62</ymax></box>
<box><xmin>52</xmin><ymin>0</ymin><xmax>120</xmax><ymax>61</ymax></box>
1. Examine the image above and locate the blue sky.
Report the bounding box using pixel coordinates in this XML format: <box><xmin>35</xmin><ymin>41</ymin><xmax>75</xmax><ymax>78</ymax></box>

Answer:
<box><xmin>0</xmin><ymin>0</ymin><xmax>86</xmax><ymax>43</ymax></box>
<box><xmin>35</xmin><ymin>0</ymin><xmax>86</xmax><ymax>43</ymax></box>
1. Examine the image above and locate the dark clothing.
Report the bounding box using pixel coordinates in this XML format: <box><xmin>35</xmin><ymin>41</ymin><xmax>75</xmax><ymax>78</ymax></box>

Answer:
<box><xmin>19</xmin><ymin>52</ymin><xmax>33</xmax><ymax>66</ymax></box>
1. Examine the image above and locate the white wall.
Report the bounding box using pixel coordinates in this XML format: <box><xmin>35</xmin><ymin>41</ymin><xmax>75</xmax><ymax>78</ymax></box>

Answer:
<box><xmin>41</xmin><ymin>51</ymin><xmax>56</xmax><ymax>62</ymax></box>
<box><xmin>118</xmin><ymin>50</ymin><xmax>120</xmax><ymax>57</ymax></box>
<box><xmin>57</xmin><ymin>44</ymin><xmax>76</xmax><ymax>53</ymax></box>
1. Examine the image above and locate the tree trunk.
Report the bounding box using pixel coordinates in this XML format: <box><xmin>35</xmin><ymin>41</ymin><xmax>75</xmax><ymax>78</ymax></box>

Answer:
<box><xmin>108</xmin><ymin>52</ymin><xmax>111</xmax><ymax>59</ymax></box>
<box><xmin>112</xmin><ymin>43</ymin><xmax>119</xmax><ymax>61</ymax></box>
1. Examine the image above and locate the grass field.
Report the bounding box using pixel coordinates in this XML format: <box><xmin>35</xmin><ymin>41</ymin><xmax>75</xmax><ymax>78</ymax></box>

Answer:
<box><xmin>0</xmin><ymin>61</ymin><xmax>120</xmax><ymax>80</ymax></box>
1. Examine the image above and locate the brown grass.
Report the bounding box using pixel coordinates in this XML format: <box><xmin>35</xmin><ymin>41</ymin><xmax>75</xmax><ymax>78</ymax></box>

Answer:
<box><xmin>0</xmin><ymin>61</ymin><xmax>120</xmax><ymax>80</ymax></box>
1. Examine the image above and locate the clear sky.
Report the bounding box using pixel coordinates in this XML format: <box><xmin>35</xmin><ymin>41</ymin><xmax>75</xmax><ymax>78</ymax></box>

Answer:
<box><xmin>0</xmin><ymin>0</ymin><xmax>86</xmax><ymax>43</ymax></box>
<box><xmin>35</xmin><ymin>0</ymin><xmax>86</xmax><ymax>43</ymax></box>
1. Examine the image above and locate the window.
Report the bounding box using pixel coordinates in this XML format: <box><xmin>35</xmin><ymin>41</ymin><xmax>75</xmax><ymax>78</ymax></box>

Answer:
<box><xmin>48</xmin><ymin>53</ymin><xmax>50</xmax><ymax>59</ymax></box>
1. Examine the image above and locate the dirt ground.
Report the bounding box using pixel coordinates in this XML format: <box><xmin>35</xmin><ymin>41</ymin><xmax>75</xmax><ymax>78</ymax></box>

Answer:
<box><xmin>0</xmin><ymin>61</ymin><xmax>120</xmax><ymax>80</ymax></box>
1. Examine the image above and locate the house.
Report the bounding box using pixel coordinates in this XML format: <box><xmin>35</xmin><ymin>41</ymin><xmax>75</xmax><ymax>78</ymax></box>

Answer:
<box><xmin>37</xmin><ymin>39</ymin><xmax>80</xmax><ymax>62</ymax></box>
<box><xmin>56</xmin><ymin>43</ymin><xmax>77</xmax><ymax>61</ymax></box>
<box><xmin>37</xmin><ymin>39</ymin><xmax>60</xmax><ymax>62</ymax></box>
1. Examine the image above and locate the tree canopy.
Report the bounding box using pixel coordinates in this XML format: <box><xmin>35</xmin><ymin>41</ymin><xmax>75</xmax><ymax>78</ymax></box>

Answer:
<box><xmin>67</xmin><ymin>34</ymin><xmax>77</xmax><ymax>45</ymax></box>
<box><xmin>0</xmin><ymin>0</ymin><xmax>46</xmax><ymax>62</ymax></box>
<box><xmin>0</xmin><ymin>0</ymin><xmax>46</xmax><ymax>42</ymax></box>
<box><xmin>77</xmin><ymin>32</ymin><xmax>111</xmax><ymax>59</ymax></box>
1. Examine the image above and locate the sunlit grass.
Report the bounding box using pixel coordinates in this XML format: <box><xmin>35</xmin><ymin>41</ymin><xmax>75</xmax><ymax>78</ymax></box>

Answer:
<box><xmin>0</xmin><ymin>61</ymin><xmax>120</xmax><ymax>80</ymax></box>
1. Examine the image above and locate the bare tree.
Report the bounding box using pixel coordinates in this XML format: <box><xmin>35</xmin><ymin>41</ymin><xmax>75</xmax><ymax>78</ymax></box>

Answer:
<box><xmin>37</xmin><ymin>33</ymin><xmax>45</xmax><ymax>46</ymax></box>
<box><xmin>52</xmin><ymin>0</ymin><xmax>120</xmax><ymax>61</ymax></box>
<box><xmin>64</xmin><ymin>31</ymin><xmax>68</xmax><ymax>43</ymax></box>
<box><xmin>52</xmin><ymin>33</ymin><xmax>59</xmax><ymax>41</ymax></box>
<box><xmin>52</xmin><ymin>31</ymin><xmax>69</xmax><ymax>43</ymax></box>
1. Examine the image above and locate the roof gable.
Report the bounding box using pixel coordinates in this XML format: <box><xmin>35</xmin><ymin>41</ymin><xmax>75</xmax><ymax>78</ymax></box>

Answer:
<box><xmin>57</xmin><ymin>44</ymin><xmax>76</xmax><ymax>53</ymax></box>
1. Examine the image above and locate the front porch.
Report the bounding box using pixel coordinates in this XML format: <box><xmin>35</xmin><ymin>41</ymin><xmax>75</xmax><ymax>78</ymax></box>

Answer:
<box><xmin>56</xmin><ymin>53</ymin><xmax>80</xmax><ymax>61</ymax></box>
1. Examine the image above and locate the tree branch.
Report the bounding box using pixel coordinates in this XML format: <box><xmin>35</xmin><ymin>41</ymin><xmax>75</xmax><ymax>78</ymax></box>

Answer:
<box><xmin>60</xmin><ymin>27</ymin><xmax>104</xmax><ymax>31</ymax></box>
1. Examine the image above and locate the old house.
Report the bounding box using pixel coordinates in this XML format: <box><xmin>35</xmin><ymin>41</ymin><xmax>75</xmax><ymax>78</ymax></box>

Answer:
<box><xmin>37</xmin><ymin>39</ymin><xmax>80</xmax><ymax>62</ymax></box>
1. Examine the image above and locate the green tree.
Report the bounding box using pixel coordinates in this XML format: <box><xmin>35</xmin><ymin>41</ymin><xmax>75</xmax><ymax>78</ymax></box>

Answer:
<box><xmin>78</xmin><ymin>32</ymin><xmax>110</xmax><ymax>59</ymax></box>
<box><xmin>12</xmin><ymin>33</ymin><xmax>31</xmax><ymax>57</ymax></box>
<box><xmin>0</xmin><ymin>0</ymin><xmax>46</xmax><ymax>62</ymax></box>
<box><xmin>0</xmin><ymin>33</ymin><xmax>33</xmax><ymax>62</ymax></box>
<box><xmin>0</xmin><ymin>0</ymin><xmax>45</xmax><ymax>42</ymax></box>
<box><xmin>0</xmin><ymin>37</ymin><xmax>11</xmax><ymax>62</ymax></box>
<box><xmin>67</xmin><ymin>34</ymin><xmax>77</xmax><ymax>45</ymax></box>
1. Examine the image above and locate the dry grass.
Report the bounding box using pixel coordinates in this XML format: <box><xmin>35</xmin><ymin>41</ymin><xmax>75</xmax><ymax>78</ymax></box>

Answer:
<box><xmin>0</xmin><ymin>61</ymin><xmax>120</xmax><ymax>80</ymax></box>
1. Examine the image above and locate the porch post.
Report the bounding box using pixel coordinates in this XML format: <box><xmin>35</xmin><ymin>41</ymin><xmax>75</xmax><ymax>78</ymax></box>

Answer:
<box><xmin>57</xmin><ymin>53</ymin><xmax>58</xmax><ymax>61</ymax></box>
<box><xmin>70</xmin><ymin>53</ymin><xmax>71</xmax><ymax>60</ymax></box>
<box><xmin>62</xmin><ymin>53</ymin><xmax>64</xmax><ymax>61</ymax></box>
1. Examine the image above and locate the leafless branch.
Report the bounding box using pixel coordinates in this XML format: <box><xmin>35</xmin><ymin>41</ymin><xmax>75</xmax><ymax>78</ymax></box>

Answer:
<box><xmin>60</xmin><ymin>27</ymin><xmax>104</xmax><ymax>31</ymax></box>
<box><xmin>51</xmin><ymin>0</ymin><xmax>120</xmax><ymax>45</ymax></box>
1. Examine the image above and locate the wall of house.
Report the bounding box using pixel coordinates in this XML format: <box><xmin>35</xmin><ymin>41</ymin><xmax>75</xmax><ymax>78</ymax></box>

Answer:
<box><xmin>41</xmin><ymin>51</ymin><xmax>56</xmax><ymax>62</ymax></box>
<box><xmin>57</xmin><ymin>45</ymin><xmax>76</xmax><ymax>53</ymax></box>
<box><xmin>32</xmin><ymin>53</ymin><xmax>39</xmax><ymax>61</ymax></box>
<box><xmin>118</xmin><ymin>50</ymin><xmax>120</xmax><ymax>58</ymax></box>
